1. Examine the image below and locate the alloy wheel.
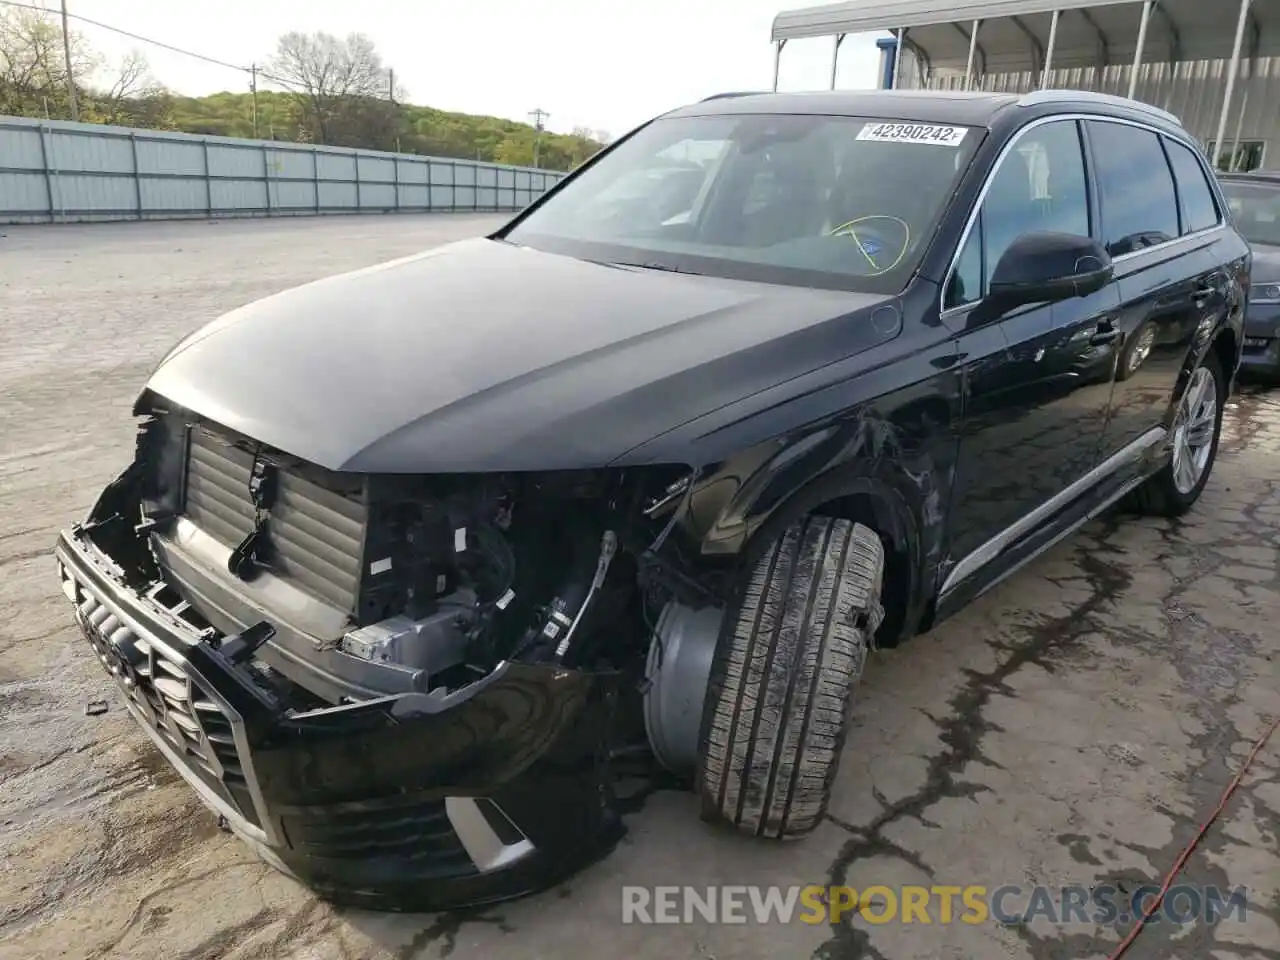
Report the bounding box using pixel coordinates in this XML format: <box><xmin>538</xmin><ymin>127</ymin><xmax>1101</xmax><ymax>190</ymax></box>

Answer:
<box><xmin>1171</xmin><ymin>365</ymin><xmax>1217</xmax><ymax>495</ymax></box>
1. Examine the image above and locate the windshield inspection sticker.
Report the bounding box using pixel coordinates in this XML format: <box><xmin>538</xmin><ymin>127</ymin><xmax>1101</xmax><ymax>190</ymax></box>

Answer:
<box><xmin>857</xmin><ymin>122</ymin><xmax>968</xmax><ymax>146</ymax></box>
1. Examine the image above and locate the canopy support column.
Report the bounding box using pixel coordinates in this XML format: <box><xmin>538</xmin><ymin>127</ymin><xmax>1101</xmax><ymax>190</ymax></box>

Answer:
<box><xmin>1228</xmin><ymin>78</ymin><xmax>1250</xmax><ymax>172</ymax></box>
<box><xmin>830</xmin><ymin>33</ymin><xmax>845</xmax><ymax>89</ymax></box>
<box><xmin>772</xmin><ymin>39</ymin><xmax>787</xmax><ymax>91</ymax></box>
<box><xmin>1127</xmin><ymin>0</ymin><xmax>1152</xmax><ymax>99</ymax></box>
<box><xmin>891</xmin><ymin>28</ymin><xmax>905</xmax><ymax>89</ymax></box>
<box><xmin>1041</xmin><ymin>10</ymin><xmax>1060</xmax><ymax>89</ymax></box>
<box><xmin>964</xmin><ymin>20</ymin><xmax>981</xmax><ymax>90</ymax></box>
<box><xmin>1212</xmin><ymin>0</ymin><xmax>1253</xmax><ymax>171</ymax></box>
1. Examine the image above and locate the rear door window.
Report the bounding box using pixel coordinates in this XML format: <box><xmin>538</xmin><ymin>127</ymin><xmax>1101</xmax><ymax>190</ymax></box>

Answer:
<box><xmin>1086</xmin><ymin>121</ymin><xmax>1180</xmax><ymax>256</ymax></box>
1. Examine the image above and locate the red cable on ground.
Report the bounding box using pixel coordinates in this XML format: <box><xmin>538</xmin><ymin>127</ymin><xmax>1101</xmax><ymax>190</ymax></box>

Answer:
<box><xmin>1106</xmin><ymin>713</ymin><xmax>1279</xmax><ymax>960</ymax></box>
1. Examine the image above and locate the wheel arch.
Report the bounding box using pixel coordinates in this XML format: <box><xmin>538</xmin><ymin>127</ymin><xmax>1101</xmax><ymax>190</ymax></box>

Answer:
<box><xmin>1161</xmin><ymin>320</ymin><xmax>1239</xmax><ymax>431</ymax></box>
<box><xmin>725</xmin><ymin>463</ymin><xmax>936</xmax><ymax>649</ymax></box>
<box><xmin>1210</xmin><ymin>326</ymin><xmax>1240</xmax><ymax>394</ymax></box>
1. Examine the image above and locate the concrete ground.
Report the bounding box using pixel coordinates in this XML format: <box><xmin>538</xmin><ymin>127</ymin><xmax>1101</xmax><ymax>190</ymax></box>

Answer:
<box><xmin>0</xmin><ymin>215</ymin><xmax>1276</xmax><ymax>960</ymax></box>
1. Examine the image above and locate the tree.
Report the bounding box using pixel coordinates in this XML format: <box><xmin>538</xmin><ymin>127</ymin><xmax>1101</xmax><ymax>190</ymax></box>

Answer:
<box><xmin>0</xmin><ymin>8</ymin><xmax>169</xmax><ymax>126</ymax></box>
<box><xmin>0</xmin><ymin>12</ymin><xmax>604</xmax><ymax>171</ymax></box>
<box><xmin>0</xmin><ymin>7</ymin><xmax>96</xmax><ymax>118</ymax></box>
<box><xmin>268</xmin><ymin>31</ymin><xmax>396</xmax><ymax>146</ymax></box>
<box><xmin>93</xmin><ymin>51</ymin><xmax>170</xmax><ymax>127</ymax></box>
<box><xmin>494</xmin><ymin>136</ymin><xmax>535</xmax><ymax>167</ymax></box>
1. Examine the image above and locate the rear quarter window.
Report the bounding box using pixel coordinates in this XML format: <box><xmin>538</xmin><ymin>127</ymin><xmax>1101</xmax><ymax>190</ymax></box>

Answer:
<box><xmin>1163</xmin><ymin>138</ymin><xmax>1221</xmax><ymax>234</ymax></box>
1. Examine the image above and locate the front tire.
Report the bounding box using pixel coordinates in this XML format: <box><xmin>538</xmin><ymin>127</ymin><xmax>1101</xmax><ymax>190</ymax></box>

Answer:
<box><xmin>696</xmin><ymin>517</ymin><xmax>884</xmax><ymax>839</ymax></box>
<box><xmin>1130</xmin><ymin>349</ymin><xmax>1225</xmax><ymax>517</ymax></box>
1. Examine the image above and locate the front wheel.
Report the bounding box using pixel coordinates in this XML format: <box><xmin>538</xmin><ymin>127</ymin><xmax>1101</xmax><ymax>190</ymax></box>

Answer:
<box><xmin>696</xmin><ymin>517</ymin><xmax>884</xmax><ymax>839</ymax></box>
<box><xmin>1130</xmin><ymin>350</ymin><xmax>1225</xmax><ymax>517</ymax></box>
<box><xmin>1116</xmin><ymin>320</ymin><xmax>1156</xmax><ymax>381</ymax></box>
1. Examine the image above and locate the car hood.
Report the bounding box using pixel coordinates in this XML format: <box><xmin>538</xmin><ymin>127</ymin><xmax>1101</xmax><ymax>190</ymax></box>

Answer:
<box><xmin>146</xmin><ymin>238</ymin><xmax>899</xmax><ymax>473</ymax></box>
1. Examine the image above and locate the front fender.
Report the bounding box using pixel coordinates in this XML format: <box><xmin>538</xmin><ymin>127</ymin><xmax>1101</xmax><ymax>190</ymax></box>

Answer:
<box><xmin>683</xmin><ymin>400</ymin><xmax>955</xmax><ymax>642</ymax></box>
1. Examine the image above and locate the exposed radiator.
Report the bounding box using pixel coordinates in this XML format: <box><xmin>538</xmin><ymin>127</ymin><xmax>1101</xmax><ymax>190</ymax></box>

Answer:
<box><xmin>182</xmin><ymin>427</ymin><xmax>367</xmax><ymax>612</ymax></box>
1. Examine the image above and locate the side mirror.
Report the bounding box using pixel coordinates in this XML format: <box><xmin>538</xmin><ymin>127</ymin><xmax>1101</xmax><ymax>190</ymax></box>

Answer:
<box><xmin>988</xmin><ymin>231</ymin><xmax>1113</xmax><ymax>310</ymax></box>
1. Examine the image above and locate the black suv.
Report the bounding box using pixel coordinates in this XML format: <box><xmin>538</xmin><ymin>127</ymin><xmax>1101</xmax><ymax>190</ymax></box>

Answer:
<box><xmin>1218</xmin><ymin>170</ymin><xmax>1280</xmax><ymax>376</ymax></box>
<box><xmin>53</xmin><ymin>89</ymin><xmax>1248</xmax><ymax>911</ymax></box>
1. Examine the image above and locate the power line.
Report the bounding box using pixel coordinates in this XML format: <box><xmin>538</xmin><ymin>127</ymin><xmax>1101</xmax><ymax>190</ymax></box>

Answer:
<box><xmin>0</xmin><ymin>0</ymin><xmax>291</xmax><ymax>84</ymax></box>
<box><xmin>3</xmin><ymin>0</ymin><xmax>561</xmax><ymax>144</ymax></box>
<box><xmin>2</xmin><ymin>1</ymin><xmax>248</xmax><ymax>73</ymax></box>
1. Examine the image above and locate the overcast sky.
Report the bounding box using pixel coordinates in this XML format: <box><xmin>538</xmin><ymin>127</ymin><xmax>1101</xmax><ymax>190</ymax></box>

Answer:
<box><xmin>44</xmin><ymin>0</ymin><xmax>888</xmax><ymax>137</ymax></box>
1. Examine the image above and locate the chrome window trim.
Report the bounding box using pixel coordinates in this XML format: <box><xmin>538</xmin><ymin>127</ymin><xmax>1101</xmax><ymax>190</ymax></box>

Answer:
<box><xmin>938</xmin><ymin>113</ymin><xmax>1227</xmax><ymax>320</ymax></box>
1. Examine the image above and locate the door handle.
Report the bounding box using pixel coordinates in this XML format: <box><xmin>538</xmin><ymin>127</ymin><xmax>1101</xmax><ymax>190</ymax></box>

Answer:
<box><xmin>1193</xmin><ymin>282</ymin><xmax>1215</xmax><ymax>302</ymax></box>
<box><xmin>1089</xmin><ymin>320</ymin><xmax>1121</xmax><ymax>346</ymax></box>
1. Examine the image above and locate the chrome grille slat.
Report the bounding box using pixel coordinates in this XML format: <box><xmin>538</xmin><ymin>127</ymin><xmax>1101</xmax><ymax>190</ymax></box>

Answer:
<box><xmin>70</xmin><ymin>585</ymin><xmax>253</xmax><ymax>811</ymax></box>
<box><xmin>154</xmin><ymin>676</ymin><xmax>188</xmax><ymax>701</ymax></box>
<box><xmin>183</xmin><ymin>427</ymin><xmax>367</xmax><ymax>612</ymax></box>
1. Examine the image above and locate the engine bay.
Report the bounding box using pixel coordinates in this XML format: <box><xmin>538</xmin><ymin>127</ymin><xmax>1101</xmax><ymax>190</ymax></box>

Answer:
<box><xmin>129</xmin><ymin>403</ymin><xmax>728</xmax><ymax>748</ymax></box>
<box><xmin>338</xmin><ymin>467</ymin><xmax>697</xmax><ymax>695</ymax></box>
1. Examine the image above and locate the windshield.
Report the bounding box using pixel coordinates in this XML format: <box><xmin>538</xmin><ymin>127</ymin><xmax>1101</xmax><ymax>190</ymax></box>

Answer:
<box><xmin>503</xmin><ymin>113</ymin><xmax>982</xmax><ymax>293</ymax></box>
<box><xmin>1220</xmin><ymin>179</ymin><xmax>1280</xmax><ymax>247</ymax></box>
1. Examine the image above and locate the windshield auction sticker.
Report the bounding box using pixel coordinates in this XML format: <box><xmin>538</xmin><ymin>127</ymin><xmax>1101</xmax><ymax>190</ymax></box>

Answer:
<box><xmin>857</xmin><ymin>123</ymin><xmax>968</xmax><ymax>146</ymax></box>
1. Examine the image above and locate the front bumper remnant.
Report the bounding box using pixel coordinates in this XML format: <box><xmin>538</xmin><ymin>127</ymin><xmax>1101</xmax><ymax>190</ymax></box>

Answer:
<box><xmin>53</xmin><ymin>515</ymin><xmax>625</xmax><ymax>912</ymax></box>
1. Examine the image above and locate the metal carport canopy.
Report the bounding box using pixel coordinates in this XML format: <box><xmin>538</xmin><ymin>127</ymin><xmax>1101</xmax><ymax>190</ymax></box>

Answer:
<box><xmin>771</xmin><ymin>0</ymin><xmax>1280</xmax><ymax>72</ymax></box>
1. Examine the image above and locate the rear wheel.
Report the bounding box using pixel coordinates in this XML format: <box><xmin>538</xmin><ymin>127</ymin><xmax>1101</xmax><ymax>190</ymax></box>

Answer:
<box><xmin>1130</xmin><ymin>350</ymin><xmax>1225</xmax><ymax>517</ymax></box>
<box><xmin>696</xmin><ymin>517</ymin><xmax>884</xmax><ymax>839</ymax></box>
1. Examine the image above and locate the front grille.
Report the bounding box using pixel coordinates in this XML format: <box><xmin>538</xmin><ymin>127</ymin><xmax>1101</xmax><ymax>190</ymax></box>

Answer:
<box><xmin>182</xmin><ymin>427</ymin><xmax>367</xmax><ymax>612</ymax></box>
<box><xmin>72</xmin><ymin>581</ymin><xmax>261</xmax><ymax>826</ymax></box>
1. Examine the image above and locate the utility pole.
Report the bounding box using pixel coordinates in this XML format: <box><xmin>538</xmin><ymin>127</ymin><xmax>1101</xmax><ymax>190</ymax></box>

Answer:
<box><xmin>388</xmin><ymin>70</ymin><xmax>401</xmax><ymax>152</ymax></box>
<box><xmin>529</xmin><ymin>108</ymin><xmax>549</xmax><ymax>168</ymax></box>
<box><xmin>250</xmin><ymin>63</ymin><xmax>259</xmax><ymax>139</ymax></box>
<box><xmin>60</xmin><ymin>0</ymin><xmax>79</xmax><ymax>122</ymax></box>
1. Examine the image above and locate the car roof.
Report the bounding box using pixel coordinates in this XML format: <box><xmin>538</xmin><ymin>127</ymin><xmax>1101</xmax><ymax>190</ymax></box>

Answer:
<box><xmin>667</xmin><ymin>90</ymin><xmax>1021</xmax><ymax>126</ymax></box>
<box><xmin>664</xmin><ymin>88</ymin><xmax>1182</xmax><ymax>133</ymax></box>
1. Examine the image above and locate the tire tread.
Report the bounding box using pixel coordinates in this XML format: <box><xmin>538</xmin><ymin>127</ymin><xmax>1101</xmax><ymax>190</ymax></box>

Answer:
<box><xmin>698</xmin><ymin>517</ymin><xmax>883</xmax><ymax>839</ymax></box>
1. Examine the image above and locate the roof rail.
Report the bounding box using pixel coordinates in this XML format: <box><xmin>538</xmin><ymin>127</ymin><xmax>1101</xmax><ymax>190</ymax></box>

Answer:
<box><xmin>1017</xmin><ymin>89</ymin><xmax>1181</xmax><ymax>126</ymax></box>
<box><xmin>700</xmin><ymin>91</ymin><xmax>768</xmax><ymax>102</ymax></box>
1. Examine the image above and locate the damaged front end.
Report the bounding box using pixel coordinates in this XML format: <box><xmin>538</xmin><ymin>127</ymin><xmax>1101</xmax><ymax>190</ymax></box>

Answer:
<box><xmin>54</xmin><ymin>400</ymin><xmax>723</xmax><ymax>910</ymax></box>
